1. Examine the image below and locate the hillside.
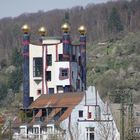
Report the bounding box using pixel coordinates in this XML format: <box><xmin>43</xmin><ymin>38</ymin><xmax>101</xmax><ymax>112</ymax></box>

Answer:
<box><xmin>87</xmin><ymin>32</ymin><xmax>140</xmax><ymax>103</ymax></box>
<box><xmin>0</xmin><ymin>0</ymin><xmax>140</xmax><ymax>62</ymax></box>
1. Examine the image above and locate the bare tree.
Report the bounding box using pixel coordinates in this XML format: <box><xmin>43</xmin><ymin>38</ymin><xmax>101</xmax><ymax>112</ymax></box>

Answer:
<box><xmin>96</xmin><ymin>120</ymin><xmax>114</xmax><ymax>140</ymax></box>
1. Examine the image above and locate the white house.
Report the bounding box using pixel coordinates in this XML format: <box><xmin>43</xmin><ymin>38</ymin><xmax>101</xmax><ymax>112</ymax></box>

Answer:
<box><xmin>13</xmin><ymin>86</ymin><xmax>120</xmax><ymax>140</ymax></box>
<box><xmin>60</xmin><ymin>86</ymin><xmax>120</xmax><ymax>140</ymax></box>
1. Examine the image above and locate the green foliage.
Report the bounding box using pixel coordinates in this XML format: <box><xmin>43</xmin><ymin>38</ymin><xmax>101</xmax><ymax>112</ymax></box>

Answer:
<box><xmin>0</xmin><ymin>59</ymin><xmax>7</xmax><ymax>68</ymax></box>
<box><xmin>0</xmin><ymin>82</ymin><xmax>7</xmax><ymax>102</ymax></box>
<box><xmin>8</xmin><ymin>67</ymin><xmax>22</xmax><ymax>93</ymax></box>
<box><xmin>7</xmin><ymin>47</ymin><xmax>22</xmax><ymax>93</ymax></box>
<box><xmin>108</xmin><ymin>7</ymin><xmax>123</xmax><ymax>33</ymax></box>
<box><xmin>87</xmin><ymin>32</ymin><xmax>140</xmax><ymax>103</ymax></box>
<box><xmin>11</xmin><ymin>48</ymin><xmax>22</xmax><ymax>67</ymax></box>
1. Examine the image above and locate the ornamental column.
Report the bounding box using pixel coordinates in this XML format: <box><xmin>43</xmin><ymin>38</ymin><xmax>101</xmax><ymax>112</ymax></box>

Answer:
<box><xmin>38</xmin><ymin>27</ymin><xmax>47</xmax><ymax>94</ymax></box>
<box><xmin>61</xmin><ymin>23</ymin><xmax>71</xmax><ymax>60</ymax></box>
<box><xmin>21</xmin><ymin>24</ymin><xmax>30</xmax><ymax>108</ymax></box>
<box><xmin>78</xmin><ymin>25</ymin><xmax>87</xmax><ymax>90</ymax></box>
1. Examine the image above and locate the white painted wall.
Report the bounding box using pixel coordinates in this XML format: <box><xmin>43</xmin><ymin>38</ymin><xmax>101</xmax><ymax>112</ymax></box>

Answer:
<box><xmin>29</xmin><ymin>39</ymin><xmax>83</xmax><ymax>100</ymax></box>
<box><xmin>54</xmin><ymin>62</ymin><xmax>70</xmax><ymax>87</ymax></box>
<box><xmin>60</xmin><ymin>86</ymin><xmax>120</xmax><ymax>140</ymax></box>
<box><xmin>29</xmin><ymin>44</ymin><xmax>43</xmax><ymax>100</ymax></box>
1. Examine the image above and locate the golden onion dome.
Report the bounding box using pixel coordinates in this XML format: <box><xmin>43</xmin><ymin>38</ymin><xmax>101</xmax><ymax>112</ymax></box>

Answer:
<box><xmin>38</xmin><ymin>26</ymin><xmax>47</xmax><ymax>36</ymax></box>
<box><xmin>61</xmin><ymin>23</ymin><xmax>70</xmax><ymax>33</ymax></box>
<box><xmin>21</xmin><ymin>24</ymin><xmax>30</xmax><ymax>33</ymax></box>
<box><xmin>78</xmin><ymin>25</ymin><xmax>86</xmax><ymax>35</ymax></box>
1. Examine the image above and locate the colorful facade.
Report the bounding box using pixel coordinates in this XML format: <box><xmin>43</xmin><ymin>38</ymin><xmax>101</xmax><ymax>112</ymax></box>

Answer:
<box><xmin>12</xmin><ymin>23</ymin><xmax>120</xmax><ymax>140</ymax></box>
<box><xmin>22</xmin><ymin>23</ymin><xmax>86</xmax><ymax>102</ymax></box>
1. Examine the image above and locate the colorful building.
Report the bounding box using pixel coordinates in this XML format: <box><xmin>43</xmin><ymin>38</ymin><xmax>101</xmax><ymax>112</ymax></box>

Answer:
<box><xmin>12</xmin><ymin>23</ymin><xmax>120</xmax><ymax>140</ymax></box>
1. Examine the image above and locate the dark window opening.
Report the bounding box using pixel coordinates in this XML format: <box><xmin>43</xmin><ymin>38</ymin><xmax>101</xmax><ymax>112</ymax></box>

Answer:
<box><xmin>33</xmin><ymin>58</ymin><xmax>42</xmax><ymax>77</ymax></box>
<box><xmin>59</xmin><ymin>54</ymin><xmax>63</xmax><ymax>61</ymax></box>
<box><xmin>72</xmin><ymin>55</ymin><xmax>76</xmax><ymax>62</ymax></box>
<box><xmin>59</xmin><ymin>54</ymin><xmax>69</xmax><ymax>61</ymax></box>
<box><xmin>78</xmin><ymin>56</ymin><xmax>81</xmax><ymax>65</ymax></box>
<box><xmin>42</xmin><ymin>108</ymin><xmax>47</xmax><ymax>117</ymax></box>
<box><xmin>88</xmin><ymin>112</ymin><xmax>92</xmax><ymax>119</ymax></box>
<box><xmin>49</xmin><ymin>88</ymin><xmax>54</xmax><ymax>94</ymax></box>
<box><xmin>37</xmin><ymin>89</ymin><xmax>41</xmax><ymax>95</ymax></box>
<box><xmin>64</xmin><ymin>85</ymin><xmax>71</xmax><ymax>92</ymax></box>
<box><xmin>46</xmin><ymin>71</ymin><xmax>51</xmax><ymax>81</ymax></box>
<box><xmin>90</xmin><ymin>133</ymin><xmax>94</xmax><ymax>140</ymax></box>
<box><xmin>79</xmin><ymin>110</ymin><xmax>83</xmax><ymax>118</ymax></box>
<box><xmin>47</xmin><ymin>54</ymin><xmax>52</xmax><ymax>66</ymax></box>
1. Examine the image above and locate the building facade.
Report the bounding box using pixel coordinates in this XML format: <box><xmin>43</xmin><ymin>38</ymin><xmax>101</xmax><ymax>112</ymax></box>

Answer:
<box><xmin>22</xmin><ymin>23</ymin><xmax>86</xmax><ymax>104</ymax></box>
<box><xmin>12</xmin><ymin>23</ymin><xmax>120</xmax><ymax>140</ymax></box>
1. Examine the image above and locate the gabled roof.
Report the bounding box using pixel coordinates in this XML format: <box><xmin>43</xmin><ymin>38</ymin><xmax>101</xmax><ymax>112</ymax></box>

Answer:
<box><xmin>29</xmin><ymin>92</ymin><xmax>84</xmax><ymax>109</ymax></box>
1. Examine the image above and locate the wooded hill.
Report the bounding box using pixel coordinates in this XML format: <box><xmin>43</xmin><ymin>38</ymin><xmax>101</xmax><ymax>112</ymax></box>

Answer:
<box><xmin>0</xmin><ymin>0</ymin><xmax>140</xmax><ymax>62</ymax></box>
<box><xmin>0</xmin><ymin>0</ymin><xmax>140</xmax><ymax>105</ymax></box>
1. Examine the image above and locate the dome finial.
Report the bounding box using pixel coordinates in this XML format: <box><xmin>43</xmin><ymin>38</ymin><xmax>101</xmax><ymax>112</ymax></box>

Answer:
<box><xmin>61</xmin><ymin>23</ymin><xmax>70</xmax><ymax>33</ymax></box>
<box><xmin>38</xmin><ymin>26</ymin><xmax>47</xmax><ymax>36</ymax></box>
<box><xmin>21</xmin><ymin>24</ymin><xmax>30</xmax><ymax>34</ymax></box>
<box><xmin>78</xmin><ymin>25</ymin><xmax>86</xmax><ymax>35</ymax></box>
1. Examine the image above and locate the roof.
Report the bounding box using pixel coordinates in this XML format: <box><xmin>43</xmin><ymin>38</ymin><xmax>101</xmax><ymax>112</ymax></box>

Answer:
<box><xmin>29</xmin><ymin>92</ymin><xmax>84</xmax><ymax>109</ymax></box>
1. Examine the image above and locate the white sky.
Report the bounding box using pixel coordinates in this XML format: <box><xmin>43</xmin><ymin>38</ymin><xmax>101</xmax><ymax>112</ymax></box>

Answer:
<box><xmin>0</xmin><ymin>0</ymin><xmax>110</xmax><ymax>19</ymax></box>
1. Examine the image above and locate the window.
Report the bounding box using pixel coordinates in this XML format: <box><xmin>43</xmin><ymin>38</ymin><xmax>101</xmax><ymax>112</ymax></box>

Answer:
<box><xmin>72</xmin><ymin>55</ymin><xmax>76</xmax><ymax>62</ymax></box>
<box><xmin>33</xmin><ymin>58</ymin><xmax>42</xmax><ymax>77</ymax></box>
<box><xmin>88</xmin><ymin>112</ymin><xmax>92</xmax><ymax>119</ymax></box>
<box><xmin>49</xmin><ymin>88</ymin><xmax>54</xmax><ymax>94</ymax></box>
<box><xmin>47</xmin><ymin>54</ymin><xmax>52</xmax><ymax>66</ymax></box>
<box><xmin>78</xmin><ymin>56</ymin><xmax>81</xmax><ymax>65</ymax></box>
<box><xmin>79</xmin><ymin>110</ymin><xmax>83</xmax><ymax>118</ymax></box>
<box><xmin>57</xmin><ymin>86</ymin><xmax>63</xmax><ymax>93</ymax></box>
<box><xmin>59</xmin><ymin>68</ymin><xmax>69</xmax><ymax>80</ymax></box>
<box><xmin>64</xmin><ymin>85</ymin><xmax>71</xmax><ymax>92</ymax></box>
<box><xmin>46</xmin><ymin>71</ymin><xmax>51</xmax><ymax>81</ymax></box>
<box><xmin>59</xmin><ymin>54</ymin><xmax>69</xmax><ymax>61</ymax></box>
<box><xmin>37</xmin><ymin>89</ymin><xmax>41</xmax><ymax>95</ymax></box>
<box><xmin>86</xmin><ymin>127</ymin><xmax>95</xmax><ymax>140</ymax></box>
<box><xmin>59</xmin><ymin>54</ymin><xmax>63</xmax><ymax>61</ymax></box>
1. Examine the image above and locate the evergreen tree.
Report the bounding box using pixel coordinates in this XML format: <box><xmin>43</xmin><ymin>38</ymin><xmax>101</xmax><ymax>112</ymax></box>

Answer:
<box><xmin>8</xmin><ymin>48</ymin><xmax>22</xmax><ymax>93</ymax></box>
<box><xmin>108</xmin><ymin>7</ymin><xmax>124</xmax><ymax>33</ymax></box>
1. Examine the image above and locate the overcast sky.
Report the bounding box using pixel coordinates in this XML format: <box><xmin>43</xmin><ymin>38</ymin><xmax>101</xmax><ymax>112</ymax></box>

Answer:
<box><xmin>0</xmin><ymin>0</ymin><xmax>110</xmax><ymax>19</ymax></box>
